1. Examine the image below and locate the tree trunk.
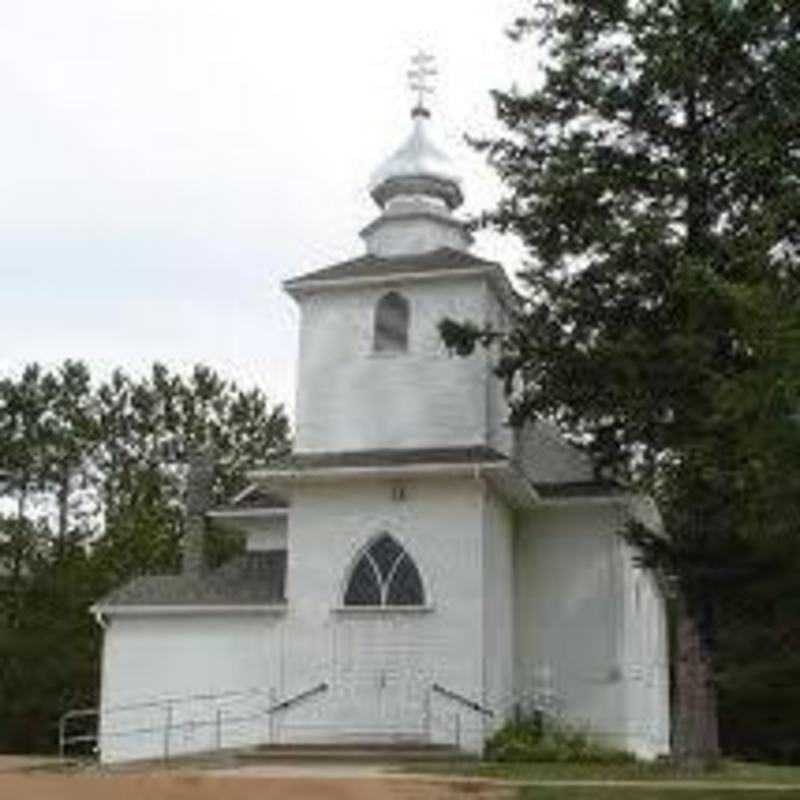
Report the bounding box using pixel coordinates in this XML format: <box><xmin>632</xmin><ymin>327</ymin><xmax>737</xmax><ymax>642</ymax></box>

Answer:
<box><xmin>673</xmin><ymin>591</ymin><xmax>720</xmax><ymax>767</ymax></box>
<box><xmin>56</xmin><ymin>465</ymin><xmax>70</xmax><ymax>561</ymax></box>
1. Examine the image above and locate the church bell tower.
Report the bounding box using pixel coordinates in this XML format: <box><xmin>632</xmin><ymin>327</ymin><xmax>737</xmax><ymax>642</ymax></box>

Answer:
<box><xmin>284</xmin><ymin>52</ymin><xmax>514</xmax><ymax>456</ymax></box>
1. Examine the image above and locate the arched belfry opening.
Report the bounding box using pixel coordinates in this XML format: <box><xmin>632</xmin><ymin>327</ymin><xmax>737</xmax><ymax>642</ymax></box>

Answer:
<box><xmin>373</xmin><ymin>291</ymin><xmax>410</xmax><ymax>353</ymax></box>
<box><xmin>343</xmin><ymin>533</ymin><xmax>425</xmax><ymax>606</ymax></box>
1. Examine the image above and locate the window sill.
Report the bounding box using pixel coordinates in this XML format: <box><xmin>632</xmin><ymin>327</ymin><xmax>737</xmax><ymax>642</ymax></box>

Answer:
<box><xmin>331</xmin><ymin>605</ymin><xmax>435</xmax><ymax>615</ymax></box>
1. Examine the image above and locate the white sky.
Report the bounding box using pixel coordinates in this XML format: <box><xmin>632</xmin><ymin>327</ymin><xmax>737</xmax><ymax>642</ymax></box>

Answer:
<box><xmin>0</xmin><ymin>1</ymin><xmax>537</xmax><ymax>419</ymax></box>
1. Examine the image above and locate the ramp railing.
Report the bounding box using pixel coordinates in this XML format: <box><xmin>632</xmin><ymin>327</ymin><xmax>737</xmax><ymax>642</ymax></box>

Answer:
<box><xmin>59</xmin><ymin>681</ymin><xmax>329</xmax><ymax>762</ymax></box>
<box><xmin>429</xmin><ymin>682</ymin><xmax>493</xmax><ymax>748</ymax></box>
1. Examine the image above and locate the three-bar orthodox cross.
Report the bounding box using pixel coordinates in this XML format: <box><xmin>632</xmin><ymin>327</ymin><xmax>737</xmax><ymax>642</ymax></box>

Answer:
<box><xmin>408</xmin><ymin>50</ymin><xmax>437</xmax><ymax>113</ymax></box>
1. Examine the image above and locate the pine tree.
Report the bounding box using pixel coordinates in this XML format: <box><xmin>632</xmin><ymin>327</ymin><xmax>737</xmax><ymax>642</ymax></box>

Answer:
<box><xmin>442</xmin><ymin>0</ymin><xmax>800</xmax><ymax>764</ymax></box>
<box><xmin>0</xmin><ymin>361</ymin><xmax>290</xmax><ymax>753</ymax></box>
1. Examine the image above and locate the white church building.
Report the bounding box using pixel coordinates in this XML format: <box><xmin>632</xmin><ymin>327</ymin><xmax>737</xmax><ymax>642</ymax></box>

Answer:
<box><xmin>92</xmin><ymin>84</ymin><xmax>670</xmax><ymax>763</ymax></box>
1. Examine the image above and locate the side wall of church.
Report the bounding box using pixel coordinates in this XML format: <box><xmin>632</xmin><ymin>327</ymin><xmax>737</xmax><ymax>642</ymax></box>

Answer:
<box><xmin>514</xmin><ymin>501</ymin><xmax>670</xmax><ymax>758</ymax></box>
<box><xmin>618</xmin><ymin>537</ymin><xmax>671</xmax><ymax>757</ymax></box>
<box><xmin>293</xmin><ymin>276</ymin><xmax>491</xmax><ymax>453</ymax></box>
<box><xmin>281</xmin><ymin>475</ymin><xmax>488</xmax><ymax>750</ymax></box>
<box><xmin>482</xmin><ymin>487</ymin><xmax>516</xmax><ymax>727</ymax></box>
<box><xmin>98</xmin><ymin>613</ymin><xmax>285</xmax><ymax>763</ymax></box>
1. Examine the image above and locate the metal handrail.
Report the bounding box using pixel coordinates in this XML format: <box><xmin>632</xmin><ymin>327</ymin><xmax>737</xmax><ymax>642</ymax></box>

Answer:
<box><xmin>431</xmin><ymin>682</ymin><xmax>494</xmax><ymax>717</ymax></box>
<box><xmin>100</xmin><ymin>683</ymin><xmax>330</xmax><ymax>739</ymax></box>
<box><xmin>59</xmin><ymin>681</ymin><xmax>330</xmax><ymax>761</ymax></box>
<box><xmin>84</xmin><ymin>682</ymin><xmax>280</xmax><ymax>715</ymax></box>
<box><xmin>267</xmin><ymin>681</ymin><xmax>328</xmax><ymax>714</ymax></box>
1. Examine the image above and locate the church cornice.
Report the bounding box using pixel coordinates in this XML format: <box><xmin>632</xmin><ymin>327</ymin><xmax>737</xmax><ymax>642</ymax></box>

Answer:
<box><xmin>92</xmin><ymin>604</ymin><xmax>287</xmax><ymax>616</ymax></box>
<box><xmin>284</xmin><ymin>247</ymin><xmax>499</xmax><ymax>285</ymax></box>
<box><xmin>285</xmin><ymin>265</ymin><xmax>494</xmax><ymax>295</ymax></box>
<box><xmin>248</xmin><ymin>446</ymin><xmax>544</xmax><ymax>510</ymax></box>
<box><xmin>283</xmin><ymin>248</ymin><xmax>518</xmax><ymax>311</ymax></box>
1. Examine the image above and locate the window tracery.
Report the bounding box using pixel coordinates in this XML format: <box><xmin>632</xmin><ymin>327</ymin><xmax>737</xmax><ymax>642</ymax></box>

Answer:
<box><xmin>343</xmin><ymin>533</ymin><xmax>424</xmax><ymax>606</ymax></box>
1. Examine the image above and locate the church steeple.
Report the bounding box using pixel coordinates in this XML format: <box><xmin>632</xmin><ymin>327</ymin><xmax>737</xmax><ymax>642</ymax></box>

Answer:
<box><xmin>360</xmin><ymin>52</ymin><xmax>472</xmax><ymax>258</ymax></box>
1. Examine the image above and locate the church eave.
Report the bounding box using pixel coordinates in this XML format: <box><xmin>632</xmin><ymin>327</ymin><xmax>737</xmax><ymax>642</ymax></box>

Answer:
<box><xmin>284</xmin><ymin>247</ymin><xmax>499</xmax><ymax>284</ymax></box>
<box><xmin>207</xmin><ymin>507</ymin><xmax>288</xmax><ymax>520</ymax></box>
<box><xmin>486</xmin><ymin>465</ymin><xmax>541</xmax><ymax>510</ymax></box>
<box><xmin>284</xmin><ymin>264</ymin><xmax>518</xmax><ymax>314</ymax></box>
<box><xmin>284</xmin><ymin>265</ymin><xmax>490</xmax><ymax>297</ymax></box>
<box><xmin>248</xmin><ymin>459</ymin><xmax>510</xmax><ymax>484</ymax></box>
<box><xmin>533</xmin><ymin>481</ymin><xmax>630</xmax><ymax>503</ymax></box>
<box><xmin>92</xmin><ymin>603</ymin><xmax>287</xmax><ymax>617</ymax></box>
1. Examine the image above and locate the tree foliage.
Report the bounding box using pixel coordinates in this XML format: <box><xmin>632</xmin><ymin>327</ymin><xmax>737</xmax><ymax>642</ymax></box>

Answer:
<box><xmin>0</xmin><ymin>361</ymin><xmax>289</xmax><ymax>753</ymax></box>
<box><xmin>441</xmin><ymin>0</ymin><xmax>800</xmax><ymax>762</ymax></box>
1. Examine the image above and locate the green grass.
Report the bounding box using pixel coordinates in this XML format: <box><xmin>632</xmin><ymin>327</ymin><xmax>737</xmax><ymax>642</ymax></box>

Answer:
<box><xmin>511</xmin><ymin>790</ymin><xmax>794</xmax><ymax>800</ymax></box>
<box><xmin>405</xmin><ymin>758</ymin><xmax>800</xmax><ymax>786</ymax></box>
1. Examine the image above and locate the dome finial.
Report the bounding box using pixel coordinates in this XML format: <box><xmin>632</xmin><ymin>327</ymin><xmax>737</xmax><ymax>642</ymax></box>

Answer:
<box><xmin>408</xmin><ymin>50</ymin><xmax>437</xmax><ymax>118</ymax></box>
<box><xmin>362</xmin><ymin>50</ymin><xmax>471</xmax><ymax>255</ymax></box>
<box><xmin>368</xmin><ymin>50</ymin><xmax>463</xmax><ymax>212</ymax></box>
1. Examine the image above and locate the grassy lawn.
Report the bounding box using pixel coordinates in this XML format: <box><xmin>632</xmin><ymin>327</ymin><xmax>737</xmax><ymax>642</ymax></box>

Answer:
<box><xmin>511</xmin><ymin>790</ymin><xmax>794</xmax><ymax>800</ymax></box>
<box><xmin>410</xmin><ymin>761</ymin><xmax>800</xmax><ymax>800</ymax></box>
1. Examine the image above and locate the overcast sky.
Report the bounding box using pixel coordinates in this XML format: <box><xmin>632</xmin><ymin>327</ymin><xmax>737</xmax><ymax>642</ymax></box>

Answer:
<box><xmin>0</xmin><ymin>1</ymin><xmax>536</xmax><ymax>419</ymax></box>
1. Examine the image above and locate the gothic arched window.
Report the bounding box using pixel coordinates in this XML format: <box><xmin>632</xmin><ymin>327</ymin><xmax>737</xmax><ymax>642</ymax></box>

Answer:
<box><xmin>373</xmin><ymin>291</ymin><xmax>409</xmax><ymax>353</ymax></box>
<box><xmin>343</xmin><ymin>534</ymin><xmax>425</xmax><ymax>606</ymax></box>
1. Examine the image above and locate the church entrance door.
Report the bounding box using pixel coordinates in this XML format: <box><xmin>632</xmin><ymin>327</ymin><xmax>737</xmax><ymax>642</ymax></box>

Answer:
<box><xmin>332</xmin><ymin>615</ymin><xmax>427</xmax><ymax>743</ymax></box>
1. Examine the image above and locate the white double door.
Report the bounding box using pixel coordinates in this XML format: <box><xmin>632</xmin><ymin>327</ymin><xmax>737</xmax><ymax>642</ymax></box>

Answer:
<box><xmin>331</xmin><ymin>616</ymin><xmax>428</xmax><ymax>741</ymax></box>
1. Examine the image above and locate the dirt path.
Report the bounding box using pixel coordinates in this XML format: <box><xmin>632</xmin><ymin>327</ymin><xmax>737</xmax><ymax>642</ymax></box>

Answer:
<box><xmin>2</xmin><ymin>761</ymin><xmax>799</xmax><ymax>798</ymax></box>
<box><xmin>0</xmin><ymin>771</ymin><xmax>516</xmax><ymax>800</ymax></box>
<box><xmin>0</xmin><ymin>755</ymin><xmax>61</xmax><ymax>773</ymax></box>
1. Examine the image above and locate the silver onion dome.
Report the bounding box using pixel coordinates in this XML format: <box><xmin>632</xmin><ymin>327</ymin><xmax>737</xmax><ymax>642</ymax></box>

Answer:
<box><xmin>369</xmin><ymin>107</ymin><xmax>464</xmax><ymax>211</ymax></box>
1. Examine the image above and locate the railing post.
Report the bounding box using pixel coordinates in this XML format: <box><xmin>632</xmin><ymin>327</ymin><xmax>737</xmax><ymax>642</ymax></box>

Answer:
<box><xmin>215</xmin><ymin>708</ymin><xmax>222</xmax><ymax>751</ymax></box>
<box><xmin>481</xmin><ymin>688</ymin><xmax>488</xmax><ymax>742</ymax></box>
<box><xmin>58</xmin><ymin>713</ymin><xmax>66</xmax><ymax>761</ymax></box>
<box><xmin>424</xmin><ymin>688</ymin><xmax>432</xmax><ymax>742</ymax></box>
<box><xmin>268</xmin><ymin>687</ymin><xmax>277</xmax><ymax>744</ymax></box>
<box><xmin>454</xmin><ymin>712</ymin><xmax>461</xmax><ymax>749</ymax></box>
<box><xmin>163</xmin><ymin>702</ymin><xmax>173</xmax><ymax>762</ymax></box>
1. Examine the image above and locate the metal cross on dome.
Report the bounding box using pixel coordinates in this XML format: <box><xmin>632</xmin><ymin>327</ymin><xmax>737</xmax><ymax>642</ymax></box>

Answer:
<box><xmin>408</xmin><ymin>50</ymin><xmax>437</xmax><ymax>113</ymax></box>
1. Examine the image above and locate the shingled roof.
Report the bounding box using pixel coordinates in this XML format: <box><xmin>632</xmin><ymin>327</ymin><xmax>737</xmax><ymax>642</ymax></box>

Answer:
<box><xmin>260</xmin><ymin>445</ymin><xmax>509</xmax><ymax>472</ymax></box>
<box><xmin>209</xmin><ymin>485</ymin><xmax>289</xmax><ymax>515</ymax></box>
<box><xmin>97</xmin><ymin>550</ymin><xmax>287</xmax><ymax>609</ymax></box>
<box><xmin>513</xmin><ymin>422</ymin><xmax>596</xmax><ymax>486</ymax></box>
<box><xmin>284</xmin><ymin>247</ymin><xmax>501</xmax><ymax>287</ymax></box>
<box><xmin>534</xmin><ymin>481</ymin><xmax>625</xmax><ymax>499</ymax></box>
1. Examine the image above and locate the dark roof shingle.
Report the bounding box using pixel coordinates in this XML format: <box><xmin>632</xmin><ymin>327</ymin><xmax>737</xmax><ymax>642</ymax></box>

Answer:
<box><xmin>211</xmin><ymin>486</ymin><xmax>289</xmax><ymax>514</ymax></box>
<box><xmin>263</xmin><ymin>445</ymin><xmax>508</xmax><ymax>472</ymax></box>
<box><xmin>98</xmin><ymin>550</ymin><xmax>287</xmax><ymax>608</ymax></box>
<box><xmin>285</xmin><ymin>247</ymin><xmax>500</xmax><ymax>287</ymax></box>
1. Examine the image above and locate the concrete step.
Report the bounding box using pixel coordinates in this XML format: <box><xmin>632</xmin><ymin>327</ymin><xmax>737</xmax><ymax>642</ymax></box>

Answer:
<box><xmin>239</xmin><ymin>742</ymin><xmax>468</xmax><ymax>763</ymax></box>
